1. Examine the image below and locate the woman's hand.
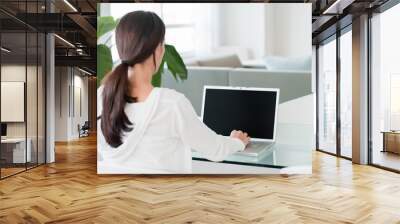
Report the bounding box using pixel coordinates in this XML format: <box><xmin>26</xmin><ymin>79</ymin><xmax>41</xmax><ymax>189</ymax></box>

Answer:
<box><xmin>230</xmin><ymin>130</ymin><xmax>250</xmax><ymax>146</ymax></box>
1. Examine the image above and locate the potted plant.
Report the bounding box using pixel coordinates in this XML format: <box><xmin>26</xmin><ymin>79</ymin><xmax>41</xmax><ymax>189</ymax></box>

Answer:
<box><xmin>97</xmin><ymin>16</ymin><xmax>187</xmax><ymax>87</ymax></box>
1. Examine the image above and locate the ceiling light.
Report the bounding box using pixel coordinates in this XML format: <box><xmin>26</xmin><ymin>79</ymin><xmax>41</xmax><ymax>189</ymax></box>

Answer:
<box><xmin>63</xmin><ymin>0</ymin><xmax>78</xmax><ymax>12</ymax></box>
<box><xmin>1</xmin><ymin>47</ymin><xmax>11</xmax><ymax>53</ymax></box>
<box><xmin>78</xmin><ymin>67</ymin><xmax>92</xmax><ymax>76</ymax></box>
<box><xmin>54</xmin><ymin>34</ymin><xmax>75</xmax><ymax>48</ymax></box>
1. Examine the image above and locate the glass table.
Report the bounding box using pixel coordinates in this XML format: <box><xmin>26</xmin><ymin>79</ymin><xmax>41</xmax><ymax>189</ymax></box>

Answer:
<box><xmin>192</xmin><ymin>143</ymin><xmax>312</xmax><ymax>169</ymax></box>
<box><xmin>192</xmin><ymin>122</ymin><xmax>314</xmax><ymax>170</ymax></box>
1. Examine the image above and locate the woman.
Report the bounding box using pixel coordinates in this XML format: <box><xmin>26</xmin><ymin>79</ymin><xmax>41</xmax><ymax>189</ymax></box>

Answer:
<box><xmin>98</xmin><ymin>11</ymin><xmax>250</xmax><ymax>173</ymax></box>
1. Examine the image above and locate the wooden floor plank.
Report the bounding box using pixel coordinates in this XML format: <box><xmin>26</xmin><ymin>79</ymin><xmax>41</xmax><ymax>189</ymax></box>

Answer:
<box><xmin>0</xmin><ymin>134</ymin><xmax>399</xmax><ymax>223</ymax></box>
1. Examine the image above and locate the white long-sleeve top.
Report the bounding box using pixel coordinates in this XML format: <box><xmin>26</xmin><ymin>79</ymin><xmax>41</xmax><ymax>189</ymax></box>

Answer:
<box><xmin>97</xmin><ymin>87</ymin><xmax>245</xmax><ymax>174</ymax></box>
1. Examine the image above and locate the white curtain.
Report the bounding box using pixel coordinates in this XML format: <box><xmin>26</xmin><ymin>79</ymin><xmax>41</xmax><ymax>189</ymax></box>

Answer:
<box><xmin>191</xmin><ymin>4</ymin><xmax>217</xmax><ymax>58</ymax></box>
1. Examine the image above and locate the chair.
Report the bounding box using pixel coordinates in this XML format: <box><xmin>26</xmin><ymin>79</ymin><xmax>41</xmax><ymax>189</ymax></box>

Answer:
<box><xmin>78</xmin><ymin>121</ymin><xmax>90</xmax><ymax>138</ymax></box>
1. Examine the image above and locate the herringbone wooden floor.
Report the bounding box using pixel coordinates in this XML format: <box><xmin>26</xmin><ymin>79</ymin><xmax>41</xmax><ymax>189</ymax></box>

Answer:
<box><xmin>1</xmin><ymin>134</ymin><xmax>400</xmax><ymax>224</ymax></box>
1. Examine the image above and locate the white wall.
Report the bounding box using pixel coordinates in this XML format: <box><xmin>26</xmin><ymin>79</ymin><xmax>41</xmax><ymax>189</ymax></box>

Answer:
<box><xmin>217</xmin><ymin>4</ymin><xmax>266</xmax><ymax>59</ymax></box>
<box><xmin>268</xmin><ymin>4</ymin><xmax>311</xmax><ymax>58</ymax></box>
<box><xmin>216</xmin><ymin>3</ymin><xmax>311</xmax><ymax>59</ymax></box>
<box><xmin>54</xmin><ymin>67</ymin><xmax>89</xmax><ymax>141</ymax></box>
<box><xmin>71</xmin><ymin>73</ymin><xmax>89</xmax><ymax>138</ymax></box>
<box><xmin>1</xmin><ymin>65</ymin><xmax>43</xmax><ymax>138</ymax></box>
<box><xmin>55</xmin><ymin>67</ymin><xmax>68</xmax><ymax>141</ymax></box>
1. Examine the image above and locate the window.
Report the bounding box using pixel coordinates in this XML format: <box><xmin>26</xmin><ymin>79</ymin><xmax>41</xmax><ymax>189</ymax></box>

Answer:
<box><xmin>370</xmin><ymin>2</ymin><xmax>400</xmax><ymax>171</ymax></box>
<box><xmin>339</xmin><ymin>29</ymin><xmax>352</xmax><ymax>158</ymax></box>
<box><xmin>390</xmin><ymin>74</ymin><xmax>400</xmax><ymax>130</ymax></box>
<box><xmin>318</xmin><ymin>37</ymin><xmax>337</xmax><ymax>154</ymax></box>
<box><xmin>108</xmin><ymin>3</ymin><xmax>214</xmax><ymax>63</ymax></box>
<box><xmin>0</xmin><ymin>1</ymin><xmax>46</xmax><ymax>179</ymax></box>
<box><xmin>316</xmin><ymin>25</ymin><xmax>353</xmax><ymax>159</ymax></box>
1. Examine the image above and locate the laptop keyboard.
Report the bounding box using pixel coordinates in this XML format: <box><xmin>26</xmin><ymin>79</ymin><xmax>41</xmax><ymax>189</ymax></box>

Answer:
<box><xmin>246</xmin><ymin>142</ymin><xmax>271</xmax><ymax>150</ymax></box>
<box><xmin>250</xmin><ymin>142</ymin><xmax>264</xmax><ymax>147</ymax></box>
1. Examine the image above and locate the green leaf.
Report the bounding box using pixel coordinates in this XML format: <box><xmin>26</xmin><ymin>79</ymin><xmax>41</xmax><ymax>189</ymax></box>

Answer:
<box><xmin>97</xmin><ymin>16</ymin><xmax>118</xmax><ymax>38</ymax></box>
<box><xmin>164</xmin><ymin>44</ymin><xmax>188</xmax><ymax>82</ymax></box>
<box><xmin>97</xmin><ymin>44</ymin><xmax>113</xmax><ymax>87</ymax></box>
<box><xmin>152</xmin><ymin>69</ymin><xmax>162</xmax><ymax>87</ymax></box>
<box><xmin>152</xmin><ymin>57</ymin><xmax>165</xmax><ymax>87</ymax></box>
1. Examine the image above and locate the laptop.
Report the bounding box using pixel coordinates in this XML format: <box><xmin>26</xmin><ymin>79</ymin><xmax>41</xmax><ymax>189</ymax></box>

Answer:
<box><xmin>201</xmin><ymin>86</ymin><xmax>279</xmax><ymax>157</ymax></box>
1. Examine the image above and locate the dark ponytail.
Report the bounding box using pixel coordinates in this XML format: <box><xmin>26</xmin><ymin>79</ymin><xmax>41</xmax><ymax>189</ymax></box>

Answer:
<box><xmin>101</xmin><ymin>63</ymin><xmax>133</xmax><ymax>147</ymax></box>
<box><xmin>100</xmin><ymin>11</ymin><xmax>165</xmax><ymax>147</ymax></box>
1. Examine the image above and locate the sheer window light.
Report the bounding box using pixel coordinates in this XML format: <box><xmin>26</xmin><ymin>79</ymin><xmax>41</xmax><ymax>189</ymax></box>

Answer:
<box><xmin>109</xmin><ymin>3</ymin><xmax>215</xmax><ymax>62</ymax></box>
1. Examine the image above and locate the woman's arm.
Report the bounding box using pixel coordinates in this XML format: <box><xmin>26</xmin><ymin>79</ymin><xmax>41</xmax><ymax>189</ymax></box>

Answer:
<box><xmin>173</xmin><ymin>95</ymin><xmax>248</xmax><ymax>162</ymax></box>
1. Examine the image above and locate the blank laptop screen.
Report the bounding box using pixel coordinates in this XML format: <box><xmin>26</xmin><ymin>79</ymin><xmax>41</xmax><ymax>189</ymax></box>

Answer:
<box><xmin>1</xmin><ymin>123</ymin><xmax>7</xmax><ymax>137</ymax></box>
<box><xmin>203</xmin><ymin>88</ymin><xmax>277</xmax><ymax>140</ymax></box>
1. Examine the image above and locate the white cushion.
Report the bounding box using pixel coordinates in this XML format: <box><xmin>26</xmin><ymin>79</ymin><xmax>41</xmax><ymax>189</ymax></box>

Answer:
<box><xmin>197</xmin><ymin>54</ymin><xmax>242</xmax><ymax>68</ymax></box>
<box><xmin>264</xmin><ymin>56</ymin><xmax>311</xmax><ymax>71</ymax></box>
<box><xmin>184</xmin><ymin>58</ymin><xmax>200</xmax><ymax>66</ymax></box>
